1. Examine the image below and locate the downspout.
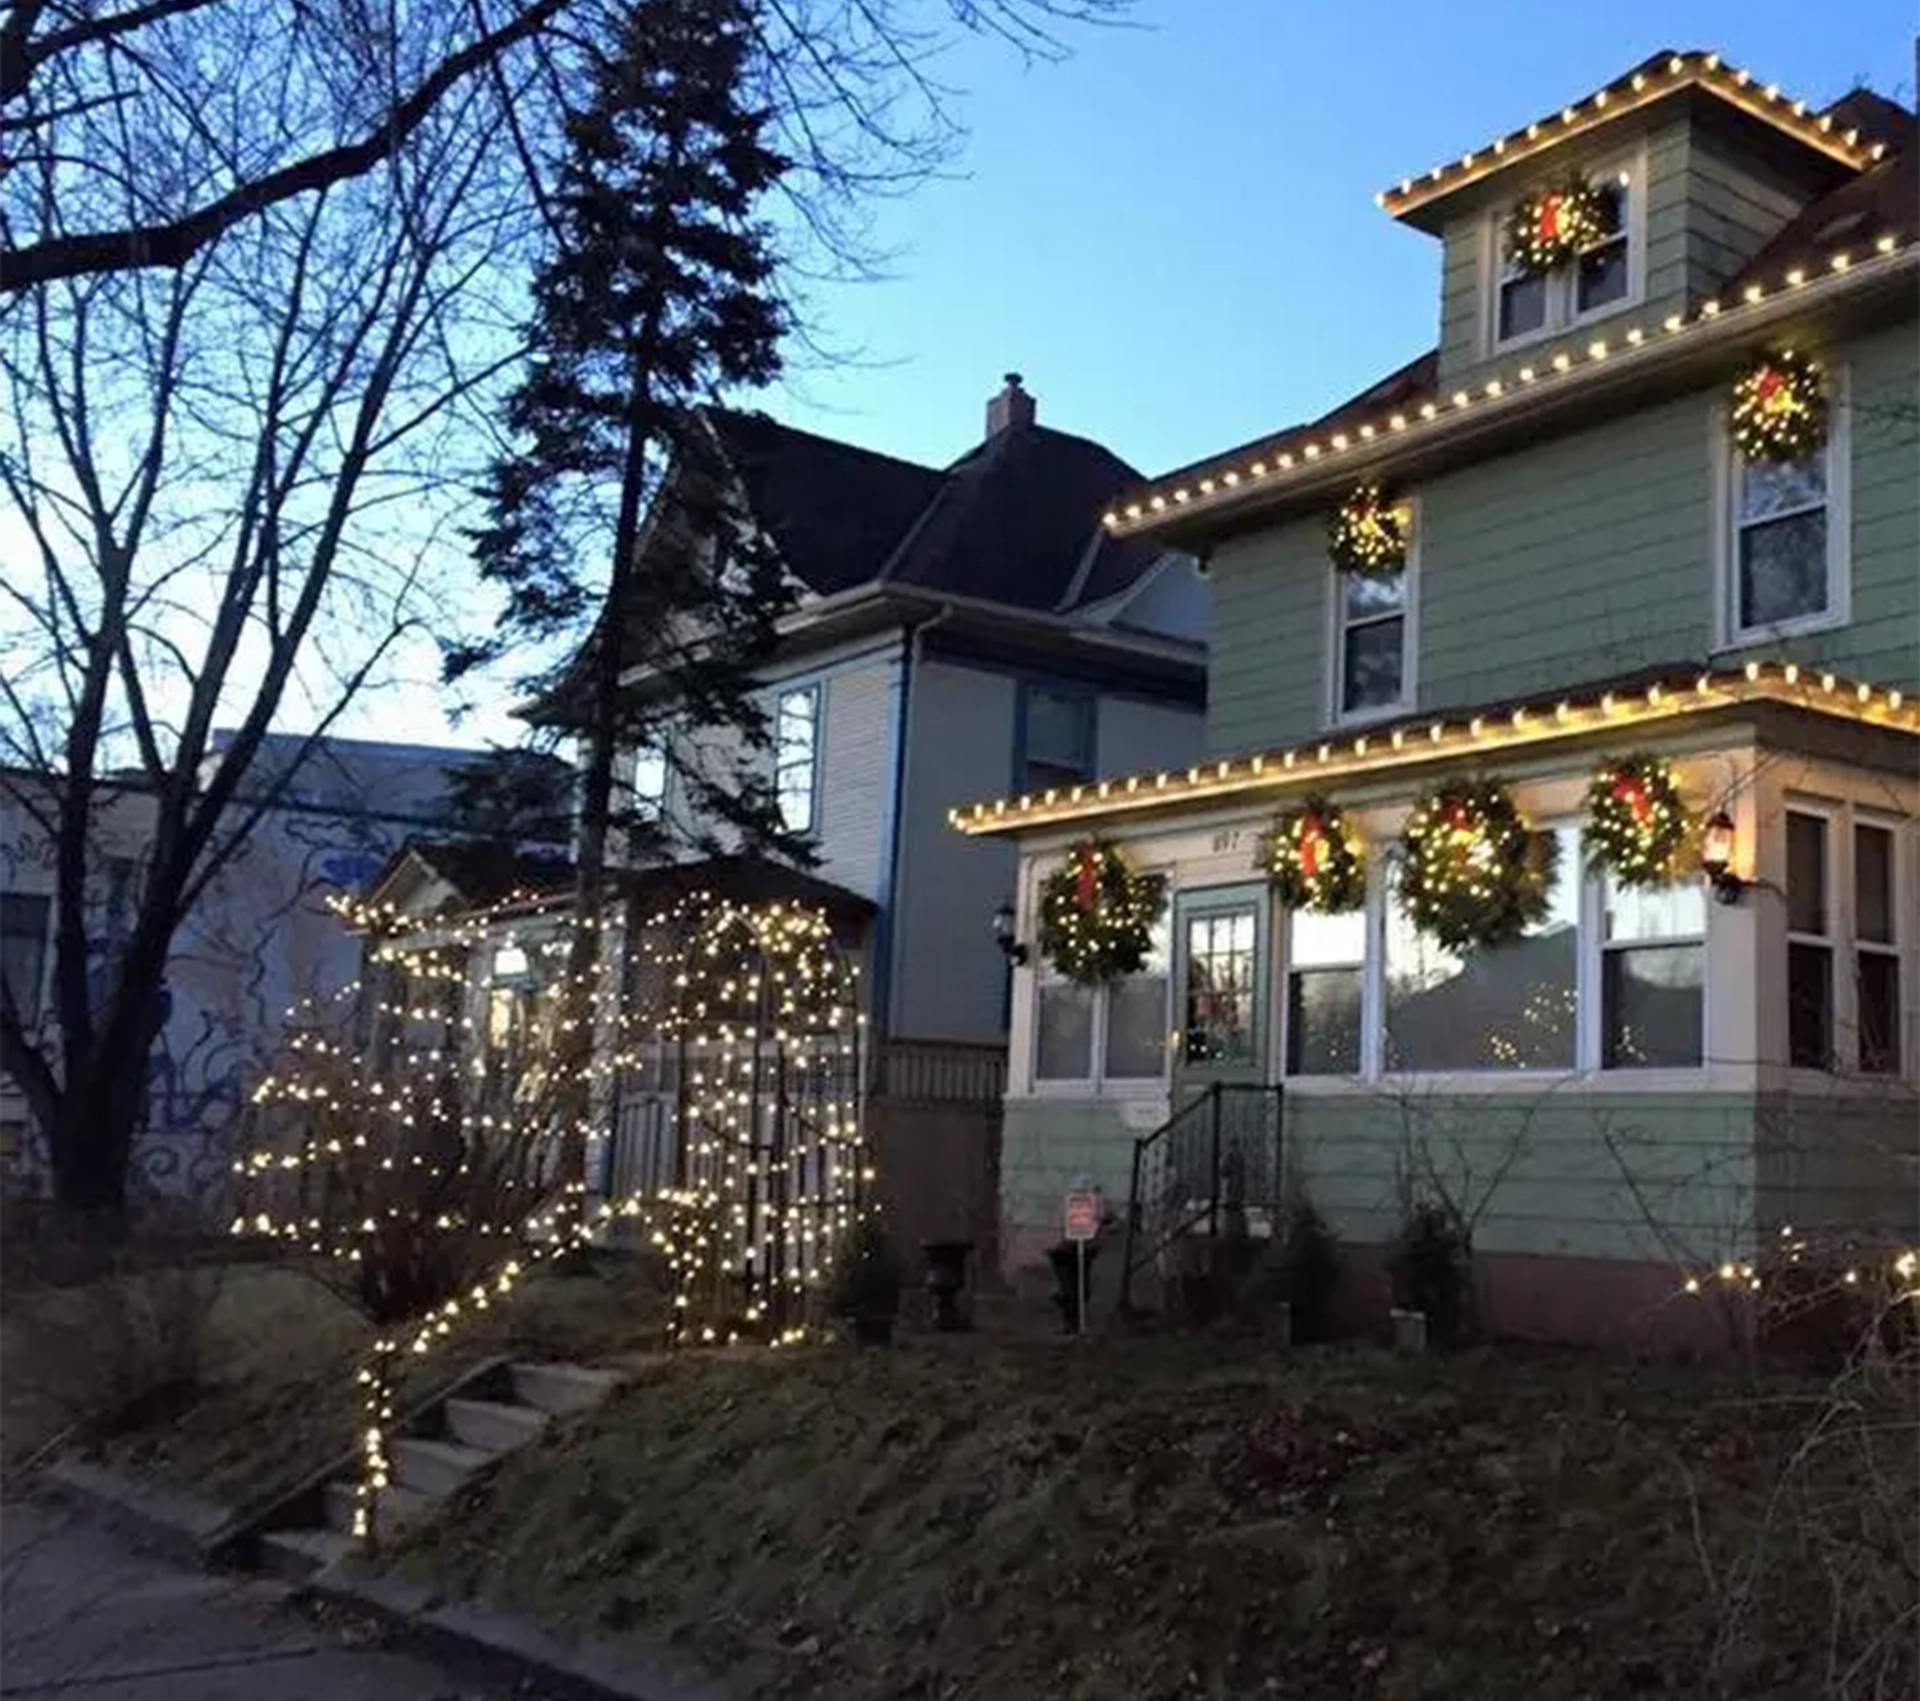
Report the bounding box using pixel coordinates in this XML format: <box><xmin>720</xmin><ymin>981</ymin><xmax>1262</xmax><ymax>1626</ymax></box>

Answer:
<box><xmin>872</xmin><ymin>607</ymin><xmax>952</xmax><ymax>1041</ymax></box>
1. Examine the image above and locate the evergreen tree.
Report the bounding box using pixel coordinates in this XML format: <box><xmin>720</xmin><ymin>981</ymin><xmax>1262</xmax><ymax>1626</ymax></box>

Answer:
<box><xmin>446</xmin><ymin>0</ymin><xmax>797</xmax><ymax>1198</ymax></box>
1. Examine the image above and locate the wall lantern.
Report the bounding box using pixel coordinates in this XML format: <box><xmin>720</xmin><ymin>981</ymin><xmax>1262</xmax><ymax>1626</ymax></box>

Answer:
<box><xmin>992</xmin><ymin>900</ymin><xmax>1029</xmax><ymax>967</ymax></box>
<box><xmin>491</xmin><ymin>943</ymin><xmax>531</xmax><ymax>980</ymax></box>
<box><xmin>1700</xmin><ymin>810</ymin><xmax>1746</xmax><ymax>905</ymax></box>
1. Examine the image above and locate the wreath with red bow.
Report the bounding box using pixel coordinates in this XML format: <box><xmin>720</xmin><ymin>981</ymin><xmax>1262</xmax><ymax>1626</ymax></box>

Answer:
<box><xmin>1583</xmin><ymin>755</ymin><xmax>1688</xmax><ymax>888</ymax></box>
<box><xmin>1398</xmin><ymin>780</ymin><xmax>1560</xmax><ymax>952</ymax></box>
<box><xmin>1503</xmin><ymin>173</ymin><xmax>1616</xmax><ymax>276</ymax></box>
<box><xmin>1258</xmin><ymin>799</ymin><xmax>1367</xmax><ymax>914</ymax></box>
<box><xmin>1038</xmin><ymin>838</ymin><xmax>1167</xmax><ymax>985</ymax></box>
<box><xmin>1730</xmin><ymin>349</ymin><xmax>1827</xmax><ymax>463</ymax></box>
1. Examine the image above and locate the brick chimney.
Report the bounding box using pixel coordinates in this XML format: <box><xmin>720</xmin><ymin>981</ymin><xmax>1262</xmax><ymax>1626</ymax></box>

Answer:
<box><xmin>985</xmin><ymin>372</ymin><xmax>1035</xmax><ymax>438</ymax></box>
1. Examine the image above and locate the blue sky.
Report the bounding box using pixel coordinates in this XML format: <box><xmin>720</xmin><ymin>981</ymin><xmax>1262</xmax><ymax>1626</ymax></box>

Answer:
<box><xmin>757</xmin><ymin>1</ymin><xmax>1915</xmax><ymax>479</ymax></box>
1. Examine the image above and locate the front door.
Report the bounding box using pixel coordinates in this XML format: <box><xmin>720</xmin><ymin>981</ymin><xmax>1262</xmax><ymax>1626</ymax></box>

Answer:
<box><xmin>1171</xmin><ymin>883</ymin><xmax>1270</xmax><ymax>1103</ymax></box>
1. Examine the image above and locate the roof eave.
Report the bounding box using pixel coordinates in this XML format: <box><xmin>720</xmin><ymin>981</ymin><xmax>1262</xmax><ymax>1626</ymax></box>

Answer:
<box><xmin>1110</xmin><ymin>239</ymin><xmax>1917</xmax><ymax>551</ymax></box>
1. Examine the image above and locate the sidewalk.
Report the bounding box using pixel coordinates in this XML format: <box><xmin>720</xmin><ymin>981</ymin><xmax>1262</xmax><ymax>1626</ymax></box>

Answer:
<box><xmin>0</xmin><ymin>1499</ymin><xmax>511</xmax><ymax>1699</ymax></box>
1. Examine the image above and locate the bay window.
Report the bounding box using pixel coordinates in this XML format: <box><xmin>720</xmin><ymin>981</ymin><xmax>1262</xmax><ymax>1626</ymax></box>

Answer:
<box><xmin>1785</xmin><ymin>809</ymin><xmax>1833</xmax><ymax>1070</ymax></box>
<box><xmin>1853</xmin><ymin>822</ymin><xmax>1900</xmax><ymax>1075</ymax></box>
<box><xmin>1285</xmin><ymin>907</ymin><xmax>1365</xmax><ymax>1076</ymax></box>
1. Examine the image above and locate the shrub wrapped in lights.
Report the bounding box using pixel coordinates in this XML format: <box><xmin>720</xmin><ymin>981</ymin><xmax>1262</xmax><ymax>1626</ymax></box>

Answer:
<box><xmin>1038</xmin><ymin>838</ymin><xmax>1167</xmax><ymax>985</ymax></box>
<box><xmin>1327</xmin><ymin>484</ymin><xmax>1408</xmax><ymax>576</ymax></box>
<box><xmin>1730</xmin><ymin>348</ymin><xmax>1827</xmax><ymax>464</ymax></box>
<box><xmin>1397</xmin><ymin>780</ymin><xmax>1559</xmax><ymax>952</ymax></box>
<box><xmin>1258</xmin><ymin>798</ymin><xmax>1367</xmax><ymax>914</ymax></box>
<box><xmin>1583</xmin><ymin>754</ymin><xmax>1689</xmax><ymax>888</ymax></box>
<box><xmin>1503</xmin><ymin>173</ymin><xmax>1616</xmax><ymax>275</ymax></box>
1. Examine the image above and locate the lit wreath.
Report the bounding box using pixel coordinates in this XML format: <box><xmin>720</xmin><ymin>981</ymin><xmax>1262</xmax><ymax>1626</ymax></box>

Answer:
<box><xmin>1038</xmin><ymin>838</ymin><xmax>1167</xmax><ymax>985</ymax></box>
<box><xmin>1328</xmin><ymin>485</ymin><xmax>1408</xmax><ymax>576</ymax></box>
<box><xmin>1583</xmin><ymin>754</ymin><xmax>1689</xmax><ymax>889</ymax></box>
<box><xmin>1398</xmin><ymin>780</ymin><xmax>1560</xmax><ymax>953</ymax></box>
<box><xmin>1730</xmin><ymin>349</ymin><xmax>1827</xmax><ymax>464</ymax></box>
<box><xmin>1503</xmin><ymin>173</ymin><xmax>1615</xmax><ymax>276</ymax></box>
<box><xmin>1258</xmin><ymin>799</ymin><xmax>1366</xmax><ymax>914</ymax></box>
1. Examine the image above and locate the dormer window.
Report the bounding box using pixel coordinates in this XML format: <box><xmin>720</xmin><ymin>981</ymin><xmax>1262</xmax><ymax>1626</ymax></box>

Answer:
<box><xmin>1488</xmin><ymin>150</ymin><xmax>1643</xmax><ymax>352</ymax></box>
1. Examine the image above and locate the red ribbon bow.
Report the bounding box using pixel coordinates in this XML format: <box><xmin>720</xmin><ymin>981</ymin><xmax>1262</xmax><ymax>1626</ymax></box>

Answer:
<box><xmin>1298</xmin><ymin>816</ymin><xmax>1323</xmax><ymax>879</ymax></box>
<box><xmin>1537</xmin><ymin>192</ymin><xmax>1562</xmax><ymax>241</ymax></box>
<box><xmin>1611</xmin><ymin>773</ymin><xmax>1651</xmax><ymax>825</ymax></box>
<box><xmin>1074</xmin><ymin>848</ymin><xmax>1100</xmax><ymax>911</ymax></box>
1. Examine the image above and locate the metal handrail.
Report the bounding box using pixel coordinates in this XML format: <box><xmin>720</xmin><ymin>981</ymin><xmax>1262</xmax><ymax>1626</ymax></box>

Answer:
<box><xmin>1119</xmin><ymin>1082</ymin><xmax>1283</xmax><ymax>1317</ymax></box>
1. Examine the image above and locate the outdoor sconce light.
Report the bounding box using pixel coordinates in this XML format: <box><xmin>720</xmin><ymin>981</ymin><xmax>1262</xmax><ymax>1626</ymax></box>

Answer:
<box><xmin>992</xmin><ymin>900</ymin><xmax>1029</xmax><ymax>967</ymax></box>
<box><xmin>1700</xmin><ymin>810</ymin><xmax>1745</xmax><ymax>905</ymax></box>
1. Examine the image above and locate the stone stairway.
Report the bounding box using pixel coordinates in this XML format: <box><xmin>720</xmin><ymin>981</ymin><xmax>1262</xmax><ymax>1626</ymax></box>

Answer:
<box><xmin>254</xmin><ymin>1361</ymin><xmax>621</xmax><ymax>1580</ymax></box>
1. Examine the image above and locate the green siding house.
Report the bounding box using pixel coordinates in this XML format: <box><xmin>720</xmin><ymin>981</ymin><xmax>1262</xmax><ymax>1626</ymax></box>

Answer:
<box><xmin>954</xmin><ymin>50</ymin><xmax>1919</xmax><ymax>1342</ymax></box>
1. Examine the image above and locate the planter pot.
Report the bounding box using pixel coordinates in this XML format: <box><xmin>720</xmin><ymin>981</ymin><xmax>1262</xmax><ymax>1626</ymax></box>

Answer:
<box><xmin>920</xmin><ymin>1239</ymin><xmax>975</xmax><ymax>1333</ymax></box>
<box><xmin>1390</xmin><ymin>1306</ymin><xmax>1428</xmax><ymax>1352</ymax></box>
<box><xmin>850</xmin><ymin>1312</ymin><xmax>896</xmax><ymax>1347</ymax></box>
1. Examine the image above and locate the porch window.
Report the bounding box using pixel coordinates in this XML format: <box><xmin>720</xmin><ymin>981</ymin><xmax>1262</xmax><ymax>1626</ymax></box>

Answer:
<box><xmin>1600</xmin><ymin>876</ymin><xmax>1706</xmax><ymax>1068</ymax></box>
<box><xmin>1785</xmin><ymin>809</ymin><xmax>1833</xmax><ymax>1069</ymax></box>
<box><xmin>1183</xmin><ymin>908</ymin><xmax>1258</xmax><ymax>1066</ymax></box>
<box><xmin>1033</xmin><ymin>915</ymin><xmax>1169</xmax><ymax>1086</ymax></box>
<box><xmin>1285</xmin><ymin>907</ymin><xmax>1365</xmax><ymax>1076</ymax></box>
<box><xmin>1853</xmin><ymin>822</ymin><xmax>1900</xmax><ymax>1075</ymax></box>
<box><xmin>1019</xmin><ymin>684</ymin><xmax>1095</xmax><ymax>794</ymax></box>
<box><xmin>1383</xmin><ymin>825</ymin><xmax>1580</xmax><ymax>1072</ymax></box>
<box><xmin>774</xmin><ymin>685</ymin><xmax>820</xmax><ymax>834</ymax></box>
<box><xmin>630</xmin><ymin>738</ymin><xmax>667</xmax><ymax>820</ymax></box>
<box><xmin>0</xmin><ymin>892</ymin><xmax>50</xmax><ymax>1017</ymax></box>
<box><xmin>1334</xmin><ymin>565</ymin><xmax>1410</xmax><ymax>719</ymax></box>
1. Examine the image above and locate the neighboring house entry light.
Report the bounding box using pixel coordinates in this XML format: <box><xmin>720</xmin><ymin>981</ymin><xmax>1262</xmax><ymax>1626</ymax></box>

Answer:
<box><xmin>992</xmin><ymin>901</ymin><xmax>1029</xmax><ymax>967</ymax></box>
<box><xmin>1700</xmin><ymin>811</ymin><xmax>1745</xmax><ymax>904</ymax></box>
<box><xmin>492</xmin><ymin>943</ymin><xmax>531</xmax><ymax>980</ymax></box>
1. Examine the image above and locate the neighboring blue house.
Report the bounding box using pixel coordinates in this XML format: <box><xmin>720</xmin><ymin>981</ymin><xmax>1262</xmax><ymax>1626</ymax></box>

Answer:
<box><xmin>608</xmin><ymin>374</ymin><xmax>1209</xmax><ymax>1047</ymax></box>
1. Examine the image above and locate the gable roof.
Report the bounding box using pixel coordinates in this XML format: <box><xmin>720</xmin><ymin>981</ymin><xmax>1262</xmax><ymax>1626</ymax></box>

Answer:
<box><xmin>700</xmin><ymin>407</ymin><xmax>1162</xmax><ymax>613</ymax></box>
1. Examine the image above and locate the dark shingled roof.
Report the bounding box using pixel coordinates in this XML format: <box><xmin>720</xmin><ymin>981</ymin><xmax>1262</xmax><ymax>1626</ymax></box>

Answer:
<box><xmin>698</xmin><ymin>407</ymin><xmax>1160</xmax><ymax>614</ymax></box>
<box><xmin>705</xmin><ymin>409</ymin><xmax>942</xmax><ymax>594</ymax></box>
<box><xmin>1723</xmin><ymin>105</ymin><xmax>1916</xmax><ymax>298</ymax></box>
<box><xmin>404</xmin><ymin>840</ymin><xmax>577</xmax><ymax>906</ymax></box>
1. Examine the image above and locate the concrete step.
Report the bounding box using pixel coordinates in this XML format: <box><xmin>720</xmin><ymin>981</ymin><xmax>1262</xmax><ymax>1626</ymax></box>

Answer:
<box><xmin>389</xmin><ymin>1436</ymin><xmax>492</xmax><ymax>1498</ymax></box>
<box><xmin>257</xmin><ymin>1526</ymin><xmax>352</xmax><ymax>1582</ymax></box>
<box><xmin>322</xmin><ymin>1479</ymin><xmax>434</xmax><ymax>1537</ymax></box>
<box><xmin>508</xmin><ymin>1361</ymin><xmax>621</xmax><ymax>1416</ymax></box>
<box><xmin>444</xmin><ymin>1396</ymin><xmax>549</xmax><ymax>1455</ymax></box>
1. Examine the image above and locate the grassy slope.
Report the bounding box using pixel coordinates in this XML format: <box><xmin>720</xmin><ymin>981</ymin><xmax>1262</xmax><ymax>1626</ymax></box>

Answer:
<box><xmin>397</xmin><ymin>1335</ymin><xmax>1913</xmax><ymax>1701</ymax></box>
<box><xmin>2</xmin><ymin>1255</ymin><xmax>666</xmax><ymax>1510</ymax></box>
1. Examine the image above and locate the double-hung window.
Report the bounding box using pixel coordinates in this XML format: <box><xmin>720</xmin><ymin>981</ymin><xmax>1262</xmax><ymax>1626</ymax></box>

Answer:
<box><xmin>1033</xmin><ymin>913</ymin><xmax>1169</xmax><ymax>1087</ymax></box>
<box><xmin>774</xmin><ymin>685</ymin><xmax>820</xmax><ymax>834</ymax></box>
<box><xmin>1492</xmin><ymin>165</ymin><xmax>1637</xmax><ymax>350</ymax></box>
<box><xmin>1599</xmin><ymin>876</ymin><xmax>1706</xmax><ymax>1068</ymax></box>
<box><xmin>1285</xmin><ymin>907</ymin><xmax>1365</xmax><ymax>1075</ymax></box>
<box><xmin>1785</xmin><ymin>809</ymin><xmax>1834</xmax><ymax>1070</ymax></box>
<box><xmin>1019</xmin><ymin>685</ymin><xmax>1095</xmax><ymax>794</ymax></box>
<box><xmin>1728</xmin><ymin>445</ymin><xmax>1838</xmax><ymax>639</ymax></box>
<box><xmin>1333</xmin><ymin>559</ymin><xmax>1412</xmax><ymax>720</ymax></box>
<box><xmin>1854</xmin><ymin>821</ymin><xmax>1901</xmax><ymax>1075</ymax></box>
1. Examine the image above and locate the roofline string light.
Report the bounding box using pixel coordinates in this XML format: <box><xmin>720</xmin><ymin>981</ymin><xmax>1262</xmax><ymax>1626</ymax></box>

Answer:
<box><xmin>947</xmin><ymin>662</ymin><xmax>1917</xmax><ymax>837</ymax></box>
<box><xmin>1101</xmin><ymin>227</ymin><xmax>1912</xmax><ymax>537</ymax></box>
<box><xmin>1377</xmin><ymin>51</ymin><xmax>1888</xmax><ymax>217</ymax></box>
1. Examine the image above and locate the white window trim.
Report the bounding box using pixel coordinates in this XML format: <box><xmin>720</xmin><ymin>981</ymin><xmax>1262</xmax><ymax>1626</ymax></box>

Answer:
<box><xmin>1481</xmin><ymin>141</ymin><xmax>1649</xmax><ymax>359</ymax></box>
<box><xmin>773</xmin><ymin>681</ymin><xmax>822</xmax><ymax>836</ymax></box>
<box><xmin>1326</xmin><ymin>495</ymin><xmax>1421</xmax><ymax>729</ymax></box>
<box><xmin>1710</xmin><ymin>364</ymin><xmax>1853</xmax><ymax>651</ymax></box>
